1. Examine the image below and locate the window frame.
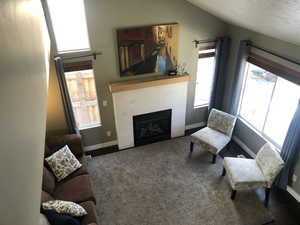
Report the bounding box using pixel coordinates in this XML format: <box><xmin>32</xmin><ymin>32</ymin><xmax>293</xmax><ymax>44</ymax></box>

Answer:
<box><xmin>237</xmin><ymin>56</ymin><xmax>300</xmax><ymax>149</ymax></box>
<box><xmin>42</xmin><ymin>0</ymin><xmax>91</xmax><ymax>55</ymax></box>
<box><xmin>64</xmin><ymin>61</ymin><xmax>101</xmax><ymax>130</ymax></box>
<box><xmin>237</xmin><ymin>63</ymin><xmax>280</xmax><ymax>149</ymax></box>
<box><xmin>193</xmin><ymin>46</ymin><xmax>216</xmax><ymax>108</ymax></box>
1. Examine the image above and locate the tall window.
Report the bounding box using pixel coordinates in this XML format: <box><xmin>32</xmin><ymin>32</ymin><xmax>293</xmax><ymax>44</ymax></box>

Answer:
<box><xmin>64</xmin><ymin>62</ymin><xmax>101</xmax><ymax>130</ymax></box>
<box><xmin>194</xmin><ymin>48</ymin><xmax>216</xmax><ymax>107</ymax></box>
<box><xmin>46</xmin><ymin>0</ymin><xmax>90</xmax><ymax>53</ymax></box>
<box><xmin>239</xmin><ymin>62</ymin><xmax>300</xmax><ymax>147</ymax></box>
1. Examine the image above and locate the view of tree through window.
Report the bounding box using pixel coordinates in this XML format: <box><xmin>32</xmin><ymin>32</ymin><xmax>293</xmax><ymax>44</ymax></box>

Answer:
<box><xmin>65</xmin><ymin>70</ymin><xmax>101</xmax><ymax>129</ymax></box>
<box><xmin>239</xmin><ymin>62</ymin><xmax>300</xmax><ymax>147</ymax></box>
<box><xmin>194</xmin><ymin>49</ymin><xmax>216</xmax><ymax>107</ymax></box>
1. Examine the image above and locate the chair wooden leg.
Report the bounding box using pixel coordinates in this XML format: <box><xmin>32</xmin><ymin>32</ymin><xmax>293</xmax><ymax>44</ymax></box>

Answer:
<box><xmin>212</xmin><ymin>154</ymin><xmax>217</xmax><ymax>164</ymax></box>
<box><xmin>231</xmin><ymin>190</ymin><xmax>237</xmax><ymax>200</ymax></box>
<box><xmin>190</xmin><ymin>142</ymin><xmax>194</xmax><ymax>153</ymax></box>
<box><xmin>265</xmin><ymin>188</ymin><xmax>271</xmax><ymax>208</ymax></box>
<box><xmin>222</xmin><ymin>167</ymin><xmax>226</xmax><ymax>176</ymax></box>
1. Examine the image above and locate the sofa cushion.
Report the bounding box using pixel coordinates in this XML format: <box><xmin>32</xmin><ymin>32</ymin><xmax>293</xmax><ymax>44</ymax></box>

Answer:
<box><xmin>54</xmin><ymin>175</ymin><xmax>96</xmax><ymax>204</ymax></box>
<box><xmin>60</xmin><ymin>155</ymin><xmax>89</xmax><ymax>182</ymax></box>
<box><xmin>41</xmin><ymin>191</ymin><xmax>55</xmax><ymax>203</ymax></box>
<box><xmin>80</xmin><ymin>201</ymin><xmax>99</xmax><ymax>225</ymax></box>
<box><xmin>42</xmin><ymin>167</ymin><xmax>56</xmax><ymax>194</ymax></box>
<box><xmin>45</xmin><ymin>145</ymin><xmax>82</xmax><ymax>181</ymax></box>
<box><xmin>45</xmin><ymin>143</ymin><xmax>66</xmax><ymax>158</ymax></box>
<box><xmin>224</xmin><ymin>157</ymin><xmax>267</xmax><ymax>191</ymax></box>
<box><xmin>46</xmin><ymin>134</ymin><xmax>83</xmax><ymax>157</ymax></box>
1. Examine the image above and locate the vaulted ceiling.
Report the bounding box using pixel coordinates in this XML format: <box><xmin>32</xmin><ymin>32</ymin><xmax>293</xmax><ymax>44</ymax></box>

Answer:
<box><xmin>186</xmin><ymin>0</ymin><xmax>300</xmax><ymax>46</ymax></box>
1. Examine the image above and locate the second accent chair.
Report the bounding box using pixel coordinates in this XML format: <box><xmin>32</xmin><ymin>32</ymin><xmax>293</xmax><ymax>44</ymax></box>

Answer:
<box><xmin>222</xmin><ymin>143</ymin><xmax>284</xmax><ymax>207</ymax></box>
<box><xmin>190</xmin><ymin>108</ymin><xmax>236</xmax><ymax>163</ymax></box>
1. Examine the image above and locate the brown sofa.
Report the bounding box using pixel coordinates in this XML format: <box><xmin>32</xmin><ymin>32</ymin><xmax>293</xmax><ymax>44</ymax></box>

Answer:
<box><xmin>41</xmin><ymin>134</ymin><xmax>99</xmax><ymax>225</ymax></box>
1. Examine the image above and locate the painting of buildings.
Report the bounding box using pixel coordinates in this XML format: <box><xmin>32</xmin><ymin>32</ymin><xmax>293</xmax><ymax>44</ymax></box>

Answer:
<box><xmin>117</xmin><ymin>23</ymin><xmax>179</xmax><ymax>76</ymax></box>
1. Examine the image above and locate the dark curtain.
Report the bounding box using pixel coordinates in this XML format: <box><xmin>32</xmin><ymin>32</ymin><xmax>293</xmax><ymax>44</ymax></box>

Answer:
<box><xmin>208</xmin><ymin>37</ymin><xmax>231</xmax><ymax>112</ymax></box>
<box><xmin>276</xmin><ymin>99</ymin><xmax>300</xmax><ymax>189</ymax></box>
<box><xmin>54</xmin><ymin>57</ymin><xmax>79</xmax><ymax>134</ymax></box>
<box><xmin>229</xmin><ymin>40</ymin><xmax>251</xmax><ymax>115</ymax></box>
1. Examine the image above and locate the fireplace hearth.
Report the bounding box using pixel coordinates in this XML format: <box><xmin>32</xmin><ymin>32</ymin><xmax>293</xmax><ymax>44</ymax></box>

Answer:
<box><xmin>133</xmin><ymin>109</ymin><xmax>172</xmax><ymax>146</ymax></box>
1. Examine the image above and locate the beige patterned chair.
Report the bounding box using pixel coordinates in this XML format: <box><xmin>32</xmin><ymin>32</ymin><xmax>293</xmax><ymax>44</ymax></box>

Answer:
<box><xmin>190</xmin><ymin>108</ymin><xmax>236</xmax><ymax>163</ymax></box>
<box><xmin>222</xmin><ymin>143</ymin><xmax>284</xmax><ymax>207</ymax></box>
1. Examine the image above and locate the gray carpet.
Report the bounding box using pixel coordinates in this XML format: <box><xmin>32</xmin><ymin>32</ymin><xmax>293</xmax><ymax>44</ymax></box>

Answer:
<box><xmin>87</xmin><ymin>137</ymin><xmax>274</xmax><ymax>225</ymax></box>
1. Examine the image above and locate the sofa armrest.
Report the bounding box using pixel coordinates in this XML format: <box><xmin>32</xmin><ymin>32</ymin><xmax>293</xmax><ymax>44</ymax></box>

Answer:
<box><xmin>80</xmin><ymin>201</ymin><xmax>99</xmax><ymax>225</ymax></box>
<box><xmin>46</xmin><ymin>134</ymin><xmax>84</xmax><ymax>157</ymax></box>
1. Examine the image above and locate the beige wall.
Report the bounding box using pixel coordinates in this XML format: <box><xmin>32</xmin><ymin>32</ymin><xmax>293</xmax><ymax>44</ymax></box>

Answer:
<box><xmin>0</xmin><ymin>0</ymin><xmax>50</xmax><ymax>224</ymax></box>
<box><xmin>223</xmin><ymin>24</ymin><xmax>300</xmax><ymax>194</ymax></box>
<box><xmin>46</xmin><ymin>0</ymin><xmax>227</xmax><ymax>146</ymax></box>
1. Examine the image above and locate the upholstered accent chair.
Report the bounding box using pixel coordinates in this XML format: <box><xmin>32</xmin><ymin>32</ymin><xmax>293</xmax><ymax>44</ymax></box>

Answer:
<box><xmin>222</xmin><ymin>143</ymin><xmax>284</xmax><ymax>207</ymax></box>
<box><xmin>190</xmin><ymin>108</ymin><xmax>236</xmax><ymax>163</ymax></box>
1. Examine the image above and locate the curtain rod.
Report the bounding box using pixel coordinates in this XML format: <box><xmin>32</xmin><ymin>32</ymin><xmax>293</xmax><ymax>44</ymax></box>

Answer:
<box><xmin>193</xmin><ymin>39</ymin><xmax>217</xmax><ymax>48</ymax></box>
<box><xmin>55</xmin><ymin>51</ymin><xmax>103</xmax><ymax>61</ymax></box>
<box><xmin>248</xmin><ymin>43</ymin><xmax>300</xmax><ymax>67</ymax></box>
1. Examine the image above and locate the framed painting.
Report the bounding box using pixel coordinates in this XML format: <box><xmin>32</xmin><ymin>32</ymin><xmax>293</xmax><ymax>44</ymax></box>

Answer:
<box><xmin>117</xmin><ymin>23</ymin><xmax>179</xmax><ymax>76</ymax></box>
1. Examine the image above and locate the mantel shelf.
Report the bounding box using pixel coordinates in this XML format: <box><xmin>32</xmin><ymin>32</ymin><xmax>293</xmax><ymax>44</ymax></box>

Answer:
<box><xmin>109</xmin><ymin>74</ymin><xmax>191</xmax><ymax>93</ymax></box>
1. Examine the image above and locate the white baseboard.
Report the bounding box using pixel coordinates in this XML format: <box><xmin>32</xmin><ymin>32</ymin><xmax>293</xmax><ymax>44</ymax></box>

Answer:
<box><xmin>232</xmin><ymin>136</ymin><xmax>257</xmax><ymax>158</ymax></box>
<box><xmin>287</xmin><ymin>186</ymin><xmax>300</xmax><ymax>203</ymax></box>
<box><xmin>185</xmin><ymin>122</ymin><xmax>206</xmax><ymax>130</ymax></box>
<box><xmin>84</xmin><ymin>140</ymin><xmax>118</xmax><ymax>152</ymax></box>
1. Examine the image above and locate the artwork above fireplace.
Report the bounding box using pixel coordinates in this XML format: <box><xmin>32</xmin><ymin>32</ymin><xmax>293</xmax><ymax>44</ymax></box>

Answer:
<box><xmin>117</xmin><ymin>23</ymin><xmax>179</xmax><ymax>76</ymax></box>
<box><xmin>133</xmin><ymin>109</ymin><xmax>172</xmax><ymax>146</ymax></box>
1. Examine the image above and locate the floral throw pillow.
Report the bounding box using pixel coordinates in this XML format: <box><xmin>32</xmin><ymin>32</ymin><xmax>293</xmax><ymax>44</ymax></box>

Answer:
<box><xmin>42</xmin><ymin>200</ymin><xmax>87</xmax><ymax>217</ymax></box>
<box><xmin>45</xmin><ymin>145</ymin><xmax>82</xmax><ymax>181</ymax></box>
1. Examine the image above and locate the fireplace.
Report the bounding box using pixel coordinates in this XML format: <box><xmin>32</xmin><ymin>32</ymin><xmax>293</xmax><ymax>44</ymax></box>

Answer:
<box><xmin>133</xmin><ymin>109</ymin><xmax>172</xmax><ymax>146</ymax></box>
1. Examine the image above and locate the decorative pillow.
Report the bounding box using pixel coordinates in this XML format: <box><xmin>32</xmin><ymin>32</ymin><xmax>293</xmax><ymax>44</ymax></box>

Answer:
<box><xmin>42</xmin><ymin>200</ymin><xmax>87</xmax><ymax>217</ymax></box>
<box><xmin>45</xmin><ymin>145</ymin><xmax>82</xmax><ymax>181</ymax></box>
<box><xmin>42</xmin><ymin>210</ymin><xmax>81</xmax><ymax>225</ymax></box>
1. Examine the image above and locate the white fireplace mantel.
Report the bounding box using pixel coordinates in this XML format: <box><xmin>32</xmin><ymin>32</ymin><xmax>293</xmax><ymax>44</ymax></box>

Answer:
<box><xmin>109</xmin><ymin>75</ymin><xmax>190</xmax><ymax>149</ymax></box>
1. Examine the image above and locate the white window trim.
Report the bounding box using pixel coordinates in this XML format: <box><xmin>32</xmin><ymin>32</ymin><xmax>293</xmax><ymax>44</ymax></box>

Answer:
<box><xmin>237</xmin><ymin>62</ymin><xmax>282</xmax><ymax>150</ymax></box>
<box><xmin>79</xmin><ymin>123</ymin><xmax>101</xmax><ymax>131</ymax></box>
<box><xmin>58</xmin><ymin>48</ymin><xmax>92</xmax><ymax>55</ymax></box>
<box><xmin>194</xmin><ymin>103</ymin><xmax>209</xmax><ymax>109</ymax></box>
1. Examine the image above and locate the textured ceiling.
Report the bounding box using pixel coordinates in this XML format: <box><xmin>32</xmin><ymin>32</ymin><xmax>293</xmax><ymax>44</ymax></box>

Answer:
<box><xmin>186</xmin><ymin>0</ymin><xmax>300</xmax><ymax>46</ymax></box>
